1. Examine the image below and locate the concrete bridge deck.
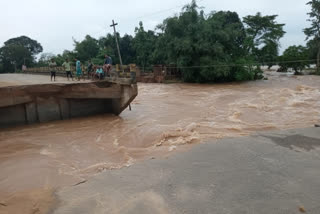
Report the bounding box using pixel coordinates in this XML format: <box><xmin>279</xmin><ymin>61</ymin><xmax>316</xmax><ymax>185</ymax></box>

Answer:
<box><xmin>0</xmin><ymin>74</ymin><xmax>138</xmax><ymax>128</ymax></box>
<box><xmin>0</xmin><ymin>73</ymin><xmax>82</xmax><ymax>87</ymax></box>
<box><xmin>0</xmin><ymin>73</ymin><xmax>135</xmax><ymax>87</ymax></box>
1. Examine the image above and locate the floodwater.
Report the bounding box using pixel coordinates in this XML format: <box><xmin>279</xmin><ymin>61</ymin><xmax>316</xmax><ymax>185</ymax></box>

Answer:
<box><xmin>0</xmin><ymin>72</ymin><xmax>320</xmax><ymax>213</ymax></box>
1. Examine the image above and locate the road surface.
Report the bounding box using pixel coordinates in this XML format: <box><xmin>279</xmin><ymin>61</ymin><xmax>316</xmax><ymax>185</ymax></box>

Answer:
<box><xmin>53</xmin><ymin>127</ymin><xmax>320</xmax><ymax>214</ymax></box>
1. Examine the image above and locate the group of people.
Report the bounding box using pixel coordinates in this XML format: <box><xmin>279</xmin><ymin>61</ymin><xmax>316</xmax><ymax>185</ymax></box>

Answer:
<box><xmin>48</xmin><ymin>55</ymin><xmax>112</xmax><ymax>81</ymax></box>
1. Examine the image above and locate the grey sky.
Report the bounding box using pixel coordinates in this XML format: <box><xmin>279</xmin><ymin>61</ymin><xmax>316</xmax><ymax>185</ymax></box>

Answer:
<box><xmin>0</xmin><ymin>0</ymin><xmax>310</xmax><ymax>55</ymax></box>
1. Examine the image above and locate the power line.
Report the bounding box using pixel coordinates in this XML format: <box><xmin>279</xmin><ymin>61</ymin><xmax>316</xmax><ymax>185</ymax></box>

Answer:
<box><xmin>177</xmin><ymin>59</ymin><xmax>317</xmax><ymax>69</ymax></box>
<box><xmin>68</xmin><ymin>0</ymin><xmax>310</xmax><ymax>71</ymax></box>
<box><xmin>141</xmin><ymin>59</ymin><xmax>317</xmax><ymax>70</ymax></box>
<box><xmin>136</xmin><ymin>0</ymin><xmax>205</xmax><ymax>20</ymax></box>
<box><xmin>90</xmin><ymin>0</ymin><xmax>205</xmax><ymax>38</ymax></box>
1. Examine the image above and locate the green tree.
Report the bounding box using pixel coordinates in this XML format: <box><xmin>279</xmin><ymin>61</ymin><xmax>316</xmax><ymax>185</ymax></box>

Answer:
<box><xmin>153</xmin><ymin>0</ymin><xmax>262</xmax><ymax>82</ymax></box>
<box><xmin>74</xmin><ymin>35</ymin><xmax>99</xmax><ymax>62</ymax></box>
<box><xmin>61</xmin><ymin>50</ymin><xmax>77</xmax><ymax>61</ymax></box>
<box><xmin>306</xmin><ymin>39</ymin><xmax>318</xmax><ymax>60</ymax></box>
<box><xmin>133</xmin><ymin>22</ymin><xmax>156</xmax><ymax>71</ymax></box>
<box><xmin>4</xmin><ymin>36</ymin><xmax>43</xmax><ymax>56</ymax></box>
<box><xmin>98</xmin><ymin>33</ymin><xmax>118</xmax><ymax>64</ymax></box>
<box><xmin>279</xmin><ymin>45</ymin><xmax>309</xmax><ymax>74</ymax></box>
<box><xmin>0</xmin><ymin>45</ymin><xmax>33</xmax><ymax>73</ymax></box>
<box><xmin>0</xmin><ymin>63</ymin><xmax>3</xmax><ymax>73</ymax></box>
<box><xmin>0</xmin><ymin>36</ymin><xmax>43</xmax><ymax>73</ymax></box>
<box><xmin>120</xmin><ymin>34</ymin><xmax>136</xmax><ymax>65</ymax></box>
<box><xmin>304</xmin><ymin>0</ymin><xmax>320</xmax><ymax>70</ymax></box>
<box><xmin>18</xmin><ymin>0</ymin><xmax>285</xmax><ymax>83</ymax></box>
<box><xmin>243</xmin><ymin>13</ymin><xmax>285</xmax><ymax>67</ymax></box>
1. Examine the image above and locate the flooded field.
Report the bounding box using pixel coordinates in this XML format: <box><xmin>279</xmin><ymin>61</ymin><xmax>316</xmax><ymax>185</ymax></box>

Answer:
<box><xmin>0</xmin><ymin>72</ymin><xmax>320</xmax><ymax>213</ymax></box>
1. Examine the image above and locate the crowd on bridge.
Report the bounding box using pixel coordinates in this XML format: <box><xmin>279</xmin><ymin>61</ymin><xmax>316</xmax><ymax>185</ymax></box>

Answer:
<box><xmin>48</xmin><ymin>55</ymin><xmax>113</xmax><ymax>81</ymax></box>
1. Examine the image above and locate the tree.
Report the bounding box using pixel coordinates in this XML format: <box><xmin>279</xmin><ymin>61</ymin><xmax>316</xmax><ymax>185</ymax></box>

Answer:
<box><xmin>17</xmin><ymin>0</ymin><xmax>279</xmax><ymax>83</ymax></box>
<box><xmin>306</xmin><ymin>39</ymin><xmax>318</xmax><ymax>60</ymax></box>
<box><xmin>98</xmin><ymin>33</ymin><xmax>119</xmax><ymax>64</ymax></box>
<box><xmin>243</xmin><ymin>13</ymin><xmax>285</xmax><ymax>67</ymax></box>
<box><xmin>278</xmin><ymin>45</ymin><xmax>309</xmax><ymax>74</ymax></box>
<box><xmin>0</xmin><ymin>44</ymin><xmax>33</xmax><ymax>72</ymax></box>
<box><xmin>0</xmin><ymin>36</ymin><xmax>43</xmax><ymax>73</ymax></box>
<box><xmin>0</xmin><ymin>63</ymin><xmax>3</xmax><ymax>73</ymax></box>
<box><xmin>304</xmin><ymin>0</ymin><xmax>320</xmax><ymax>69</ymax></box>
<box><xmin>74</xmin><ymin>35</ymin><xmax>99</xmax><ymax>62</ymax></box>
<box><xmin>120</xmin><ymin>34</ymin><xmax>136</xmax><ymax>65</ymax></box>
<box><xmin>4</xmin><ymin>36</ymin><xmax>43</xmax><ymax>56</ymax></box>
<box><xmin>133</xmin><ymin>22</ymin><xmax>156</xmax><ymax>71</ymax></box>
<box><xmin>99</xmin><ymin>33</ymin><xmax>136</xmax><ymax>65</ymax></box>
<box><xmin>152</xmin><ymin>0</ymin><xmax>262</xmax><ymax>82</ymax></box>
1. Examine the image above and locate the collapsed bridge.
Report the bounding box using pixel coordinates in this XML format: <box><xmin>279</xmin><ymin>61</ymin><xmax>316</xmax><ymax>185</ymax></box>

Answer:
<box><xmin>0</xmin><ymin>74</ymin><xmax>138</xmax><ymax>128</ymax></box>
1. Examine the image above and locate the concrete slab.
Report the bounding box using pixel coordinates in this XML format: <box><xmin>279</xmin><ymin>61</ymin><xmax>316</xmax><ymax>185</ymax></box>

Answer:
<box><xmin>0</xmin><ymin>74</ymin><xmax>135</xmax><ymax>87</ymax></box>
<box><xmin>0</xmin><ymin>74</ymin><xmax>138</xmax><ymax>127</ymax></box>
<box><xmin>25</xmin><ymin>102</ymin><xmax>37</xmax><ymax>124</ymax></box>
<box><xmin>0</xmin><ymin>104</ymin><xmax>26</xmax><ymax>127</ymax></box>
<box><xmin>37</xmin><ymin>97</ymin><xmax>61</xmax><ymax>122</ymax></box>
<box><xmin>0</xmin><ymin>74</ymin><xmax>84</xmax><ymax>87</ymax></box>
<box><xmin>53</xmin><ymin>128</ymin><xmax>320</xmax><ymax>214</ymax></box>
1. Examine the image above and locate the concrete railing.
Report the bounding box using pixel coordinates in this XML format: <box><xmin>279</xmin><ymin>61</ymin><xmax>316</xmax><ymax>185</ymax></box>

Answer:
<box><xmin>24</xmin><ymin>64</ymin><xmax>138</xmax><ymax>78</ymax></box>
<box><xmin>23</xmin><ymin>65</ymin><xmax>138</xmax><ymax>84</ymax></box>
<box><xmin>24</xmin><ymin>66</ymin><xmax>93</xmax><ymax>76</ymax></box>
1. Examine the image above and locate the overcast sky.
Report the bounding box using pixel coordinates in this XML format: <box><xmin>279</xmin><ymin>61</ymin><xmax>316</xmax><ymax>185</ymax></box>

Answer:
<box><xmin>0</xmin><ymin>0</ymin><xmax>310</xmax><ymax>55</ymax></box>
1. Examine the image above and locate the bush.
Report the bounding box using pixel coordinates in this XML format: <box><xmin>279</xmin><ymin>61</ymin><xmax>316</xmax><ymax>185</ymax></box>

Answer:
<box><xmin>278</xmin><ymin>46</ymin><xmax>309</xmax><ymax>74</ymax></box>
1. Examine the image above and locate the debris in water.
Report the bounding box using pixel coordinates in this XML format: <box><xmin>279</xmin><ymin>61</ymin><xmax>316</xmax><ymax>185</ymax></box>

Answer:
<box><xmin>299</xmin><ymin>206</ymin><xmax>306</xmax><ymax>213</ymax></box>
<box><xmin>169</xmin><ymin>145</ymin><xmax>177</xmax><ymax>151</ymax></box>
<box><xmin>156</xmin><ymin>142</ymin><xmax>163</xmax><ymax>147</ymax></box>
<box><xmin>73</xmin><ymin>180</ymin><xmax>87</xmax><ymax>186</ymax></box>
<box><xmin>0</xmin><ymin>202</ymin><xmax>7</xmax><ymax>206</ymax></box>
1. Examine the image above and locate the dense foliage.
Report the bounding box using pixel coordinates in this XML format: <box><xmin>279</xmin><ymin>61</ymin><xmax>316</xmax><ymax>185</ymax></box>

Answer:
<box><xmin>243</xmin><ymin>13</ymin><xmax>285</xmax><ymax>68</ymax></box>
<box><xmin>278</xmin><ymin>46</ymin><xmax>309</xmax><ymax>74</ymax></box>
<box><xmin>0</xmin><ymin>36</ymin><xmax>43</xmax><ymax>73</ymax></box>
<box><xmin>304</xmin><ymin>0</ymin><xmax>320</xmax><ymax>72</ymax></box>
<box><xmin>1</xmin><ymin>0</ymin><xmax>288</xmax><ymax>81</ymax></box>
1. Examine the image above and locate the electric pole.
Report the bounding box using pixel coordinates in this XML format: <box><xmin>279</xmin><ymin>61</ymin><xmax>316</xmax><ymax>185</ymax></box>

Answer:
<box><xmin>110</xmin><ymin>20</ymin><xmax>124</xmax><ymax>73</ymax></box>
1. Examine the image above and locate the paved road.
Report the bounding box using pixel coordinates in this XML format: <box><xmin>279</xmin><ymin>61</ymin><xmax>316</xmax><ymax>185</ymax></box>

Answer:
<box><xmin>0</xmin><ymin>74</ymin><xmax>89</xmax><ymax>87</ymax></box>
<box><xmin>53</xmin><ymin>128</ymin><xmax>320</xmax><ymax>214</ymax></box>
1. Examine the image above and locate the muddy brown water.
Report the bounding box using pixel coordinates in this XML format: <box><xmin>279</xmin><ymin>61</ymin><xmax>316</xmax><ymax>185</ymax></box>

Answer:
<box><xmin>0</xmin><ymin>72</ymin><xmax>320</xmax><ymax>213</ymax></box>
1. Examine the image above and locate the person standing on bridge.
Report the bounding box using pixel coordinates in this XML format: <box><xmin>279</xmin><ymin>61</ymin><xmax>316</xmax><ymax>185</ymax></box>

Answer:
<box><xmin>62</xmin><ymin>59</ymin><xmax>73</xmax><ymax>81</ymax></box>
<box><xmin>49</xmin><ymin>58</ymin><xmax>57</xmax><ymax>81</ymax></box>
<box><xmin>87</xmin><ymin>60</ymin><xmax>93</xmax><ymax>79</ymax></box>
<box><xmin>103</xmin><ymin>55</ymin><xmax>112</xmax><ymax>77</ymax></box>
<box><xmin>75</xmin><ymin>59</ymin><xmax>82</xmax><ymax>81</ymax></box>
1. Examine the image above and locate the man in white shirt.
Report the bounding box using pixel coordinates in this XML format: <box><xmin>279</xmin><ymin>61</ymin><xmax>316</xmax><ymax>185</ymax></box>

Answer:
<box><xmin>62</xmin><ymin>59</ymin><xmax>73</xmax><ymax>81</ymax></box>
<box><xmin>49</xmin><ymin>58</ymin><xmax>57</xmax><ymax>81</ymax></box>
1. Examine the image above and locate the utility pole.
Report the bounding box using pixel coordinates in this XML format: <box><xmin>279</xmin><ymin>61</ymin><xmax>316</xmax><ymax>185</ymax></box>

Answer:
<box><xmin>110</xmin><ymin>20</ymin><xmax>132</xmax><ymax>111</ymax></box>
<box><xmin>110</xmin><ymin>20</ymin><xmax>124</xmax><ymax>73</ymax></box>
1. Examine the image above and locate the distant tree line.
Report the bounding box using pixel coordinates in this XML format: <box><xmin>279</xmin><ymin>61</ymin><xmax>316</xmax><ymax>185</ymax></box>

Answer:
<box><xmin>1</xmin><ymin>0</ymin><xmax>319</xmax><ymax>81</ymax></box>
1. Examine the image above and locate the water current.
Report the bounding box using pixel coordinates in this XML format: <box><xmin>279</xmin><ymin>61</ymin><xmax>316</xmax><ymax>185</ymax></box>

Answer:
<box><xmin>0</xmin><ymin>71</ymin><xmax>319</xmax><ymax>213</ymax></box>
